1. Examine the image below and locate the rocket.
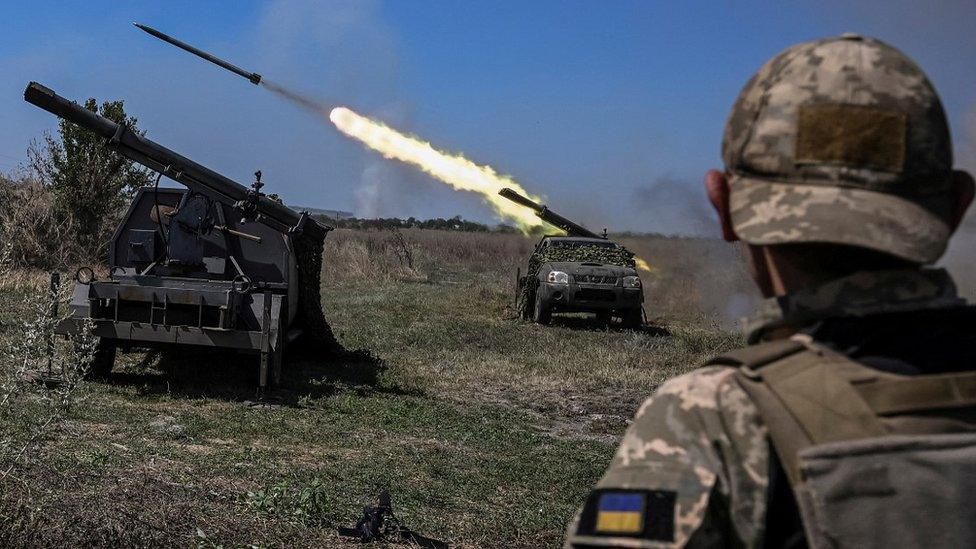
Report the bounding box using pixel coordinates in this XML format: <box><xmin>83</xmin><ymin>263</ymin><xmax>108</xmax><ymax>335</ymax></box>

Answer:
<box><xmin>134</xmin><ymin>23</ymin><xmax>262</xmax><ymax>85</ymax></box>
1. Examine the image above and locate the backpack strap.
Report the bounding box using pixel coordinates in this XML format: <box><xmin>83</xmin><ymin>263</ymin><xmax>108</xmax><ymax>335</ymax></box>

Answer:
<box><xmin>716</xmin><ymin>337</ymin><xmax>976</xmax><ymax>486</ymax></box>
<box><xmin>726</xmin><ymin>337</ymin><xmax>886</xmax><ymax>486</ymax></box>
<box><xmin>856</xmin><ymin>372</ymin><xmax>976</xmax><ymax>415</ymax></box>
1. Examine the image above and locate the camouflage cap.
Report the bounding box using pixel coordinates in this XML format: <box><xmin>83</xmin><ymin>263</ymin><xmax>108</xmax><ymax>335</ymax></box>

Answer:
<box><xmin>722</xmin><ymin>34</ymin><xmax>954</xmax><ymax>263</ymax></box>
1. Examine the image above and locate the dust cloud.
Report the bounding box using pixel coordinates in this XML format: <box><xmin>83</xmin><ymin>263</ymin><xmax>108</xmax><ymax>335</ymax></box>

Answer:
<box><xmin>631</xmin><ymin>176</ymin><xmax>718</xmax><ymax>237</ymax></box>
<box><xmin>941</xmin><ymin>103</ymin><xmax>976</xmax><ymax>300</ymax></box>
<box><xmin>623</xmin><ymin>177</ymin><xmax>758</xmax><ymax>328</ymax></box>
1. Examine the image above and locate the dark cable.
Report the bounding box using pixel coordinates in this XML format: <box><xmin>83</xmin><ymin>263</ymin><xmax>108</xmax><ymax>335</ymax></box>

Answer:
<box><xmin>152</xmin><ymin>171</ymin><xmax>169</xmax><ymax>265</ymax></box>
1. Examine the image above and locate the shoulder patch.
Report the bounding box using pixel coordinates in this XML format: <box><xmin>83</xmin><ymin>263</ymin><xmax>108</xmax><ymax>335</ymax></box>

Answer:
<box><xmin>576</xmin><ymin>489</ymin><xmax>676</xmax><ymax>542</ymax></box>
<box><xmin>795</xmin><ymin>104</ymin><xmax>907</xmax><ymax>172</ymax></box>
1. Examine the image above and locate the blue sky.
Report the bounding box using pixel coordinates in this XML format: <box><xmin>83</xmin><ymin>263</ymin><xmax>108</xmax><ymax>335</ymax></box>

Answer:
<box><xmin>1</xmin><ymin>1</ymin><xmax>974</xmax><ymax>235</ymax></box>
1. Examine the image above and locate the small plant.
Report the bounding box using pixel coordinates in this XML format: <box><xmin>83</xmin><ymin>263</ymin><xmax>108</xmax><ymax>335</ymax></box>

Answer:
<box><xmin>194</xmin><ymin>528</ymin><xmax>225</xmax><ymax>549</ymax></box>
<box><xmin>245</xmin><ymin>478</ymin><xmax>332</xmax><ymax>526</ymax></box>
<box><xmin>388</xmin><ymin>228</ymin><xmax>415</xmax><ymax>271</ymax></box>
<box><xmin>0</xmin><ymin>254</ymin><xmax>98</xmax><ymax>479</ymax></box>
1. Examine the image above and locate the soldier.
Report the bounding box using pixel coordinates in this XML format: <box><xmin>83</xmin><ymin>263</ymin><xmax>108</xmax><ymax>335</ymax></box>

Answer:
<box><xmin>565</xmin><ymin>34</ymin><xmax>976</xmax><ymax>548</ymax></box>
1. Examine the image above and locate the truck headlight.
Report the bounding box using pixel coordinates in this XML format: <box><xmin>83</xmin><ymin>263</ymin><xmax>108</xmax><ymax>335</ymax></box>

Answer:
<box><xmin>547</xmin><ymin>271</ymin><xmax>570</xmax><ymax>284</ymax></box>
<box><xmin>623</xmin><ymin>276</ymin><xmax>641</xmax><ymax>288</ymax></box>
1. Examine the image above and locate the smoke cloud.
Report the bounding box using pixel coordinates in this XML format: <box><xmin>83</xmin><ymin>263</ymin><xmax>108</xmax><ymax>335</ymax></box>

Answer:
<box><xmin>354</xmin><ymin>161</ymin><xmax>397</xmax><ymax>219</ymax></box>
<box><xmin>353</xmin><ymin>159</ymin><xmax>452</xmax><ymax>219</ymax></box>
<box><xmin>256</xmin><ymin>0</ymin><xmax>434</xmax><ymax>219</ymax></box>
<box><xmin>940</xmin><ymin>103</ymin><xmax>976</xmax><ymax>300</ymax></box>
<box><xmin>630</xmin><ymin>177</ymin><xmax>718</xmax><ymax>237</ymax></box>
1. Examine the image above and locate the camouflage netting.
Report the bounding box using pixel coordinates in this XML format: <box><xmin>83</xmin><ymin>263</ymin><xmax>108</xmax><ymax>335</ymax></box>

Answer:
<box><xmin>527</xmin><ymin>245</ymin><xmax>636</xmax><ymax>273</ymax></box>
<box><xmin>294</xmin><ymin>232</ymin><xmax>340</xmax><ymax>352</ymax></box>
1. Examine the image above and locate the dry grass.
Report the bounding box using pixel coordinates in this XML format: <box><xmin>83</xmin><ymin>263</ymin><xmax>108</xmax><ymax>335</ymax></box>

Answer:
<box><xmin>326</xmin><ymin>228</ymin><xmax>755</xmax><ymax>326</ymax></box>
<box><xmin>0</xmin><ymin>178</ymin><xmax>75</xmax><ymax>270</ymax></box>
<box><xmin>324</xmin><ymin>228</ymin><xmax>533</xmax><ymax>283</ymax></box>
<box><xmin>0</xmin><ymin>228</ymin><xmax>747</xmax><ymax>548</ymax></box>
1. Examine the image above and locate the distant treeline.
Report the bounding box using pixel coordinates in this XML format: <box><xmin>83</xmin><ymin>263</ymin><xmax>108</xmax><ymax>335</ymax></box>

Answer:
<box><xmin>312</xmin><ymin>214</ymin><xmax>521</xmax><ymax>233</ymax></box>
<box><xmin>309</xmin><ymin>214</ymin><xmax>715</xmax><ymax>240</ymax></box>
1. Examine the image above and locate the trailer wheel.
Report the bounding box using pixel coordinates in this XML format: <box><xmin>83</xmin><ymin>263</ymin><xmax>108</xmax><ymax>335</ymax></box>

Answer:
<box><xmin>87</xmin><ymin>338</ymin><xmax>116</xmax><ymax>379</ymax></box>
<box><xmin>533</xmin><ymin>291</ymin><xmax>552</xmax><ymax>325</ymax></box>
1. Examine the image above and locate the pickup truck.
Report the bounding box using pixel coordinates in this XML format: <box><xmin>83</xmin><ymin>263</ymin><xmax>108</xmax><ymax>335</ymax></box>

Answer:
<box><xmin>516</xmin><ymin>235</ymin><xmax>644</xmax><ymax>327</ymax></box>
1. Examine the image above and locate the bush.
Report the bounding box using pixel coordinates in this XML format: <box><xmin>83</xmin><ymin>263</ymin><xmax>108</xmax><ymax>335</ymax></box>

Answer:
<box><xmin>245</xmin><ymin>478</ymin><xmax>332</xmax><ymax>526</ymax></box>
<box><xmin>0</xmin><ymin>176</ymin><xmax>76</xmax><ymax>270</ymax></box>
<box><xmin>23</xmin><ymin>98</ymin><xmax>152</xmax><ymax>265</ymax></box>
<box><xmin>0</xmin><ymin>251</ymin><xmax>97</xmax><ymax>480</ymax></box>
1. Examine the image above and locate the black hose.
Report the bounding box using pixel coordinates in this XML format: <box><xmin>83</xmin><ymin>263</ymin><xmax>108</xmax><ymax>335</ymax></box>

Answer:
<box><xmin>152</xmin><ymin>171</ymin><xmax>169</xmax><ymax>263</ymax></box>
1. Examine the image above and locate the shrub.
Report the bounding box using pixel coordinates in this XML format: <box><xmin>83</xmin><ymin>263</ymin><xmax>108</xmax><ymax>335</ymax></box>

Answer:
<box><xmin>0</xmin><ymin>248</ymin><xmax>97</xmax><ymax>480</ymax></box>
<box><xmin>0</xmin><ymin>175</ymin><xmax>76</xmax><ymax>270</ymax></box>
<box><xmin>25</xmin><ymin>98</ymin><xmax>152</xmax><ymax>263</ymax></box>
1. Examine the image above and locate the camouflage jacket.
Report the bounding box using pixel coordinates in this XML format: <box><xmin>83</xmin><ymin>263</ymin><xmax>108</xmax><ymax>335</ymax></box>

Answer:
<box><xmin>564</xmin><ymin>268</ymin><xmax>965</xmax><ymax>548</ymax></box>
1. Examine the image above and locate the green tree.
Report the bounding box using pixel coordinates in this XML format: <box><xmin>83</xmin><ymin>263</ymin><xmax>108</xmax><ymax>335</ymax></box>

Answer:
<box><xmin>28</xmin><ymin>98</ymin><xmax>152</xmax><ymax>261</ymax></box>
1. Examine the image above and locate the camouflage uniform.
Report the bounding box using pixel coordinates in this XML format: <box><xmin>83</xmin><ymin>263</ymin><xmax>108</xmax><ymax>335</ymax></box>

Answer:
<box><xmin>566</xmin><ymin>34</ymin><xmax>972</xmax><ymax>548</ymax></box>
<box><xmin>564</xmin><ymin>268</ymin><xmax>966</xmax><ymax>548</ymax></box>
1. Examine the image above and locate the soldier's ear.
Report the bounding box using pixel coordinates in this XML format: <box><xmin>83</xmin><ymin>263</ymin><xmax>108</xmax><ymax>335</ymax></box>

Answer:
<box><xmin>705</xmin><ymin>169</ymin><xmax>738</xmax><ymax>242</ymax></box>
<box><xmin>949</xmin><ymin>170</ymin><xmax>975</xmax><ymax>232</ymax></box>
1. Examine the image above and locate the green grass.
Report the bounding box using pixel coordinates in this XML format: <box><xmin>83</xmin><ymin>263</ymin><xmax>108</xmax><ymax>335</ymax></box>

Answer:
<box><xmin>0</xmin><ymin>230</ymin><xmax>743</xmax><ymax>548</ymax></box>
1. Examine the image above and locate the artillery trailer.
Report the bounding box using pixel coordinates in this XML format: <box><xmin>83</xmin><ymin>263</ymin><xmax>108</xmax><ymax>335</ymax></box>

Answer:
<box><xmin>25</xmin><ymin>82</ymin><xmax>333</xmax><ymax>390</ymax></box>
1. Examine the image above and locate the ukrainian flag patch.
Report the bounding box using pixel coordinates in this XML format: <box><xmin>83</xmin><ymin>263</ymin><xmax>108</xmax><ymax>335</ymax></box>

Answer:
<box><xmin>595</xmin><ymin>492</ymin><xmax>645</xmax><ymax>533</ymax></box>
<box><xmin>576</xmin><ymin>488</ymin><xmax>676</xmax><ymax>542</ymax></box>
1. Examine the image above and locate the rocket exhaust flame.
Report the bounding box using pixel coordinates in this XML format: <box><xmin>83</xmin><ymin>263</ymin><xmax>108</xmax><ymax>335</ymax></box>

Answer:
<box><xmin>328</xmin><ymin>106</ymin><xmax>545</xmax><ymax>232</ymax></box>
<box><xmin>634</xmin><ymin>257</ymin><xmax>656</xmax><ymax>272</ymax></box>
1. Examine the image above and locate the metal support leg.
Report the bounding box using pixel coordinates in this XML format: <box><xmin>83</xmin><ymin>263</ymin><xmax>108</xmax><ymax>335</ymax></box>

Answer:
<box><xmin>46</xmin><ymin>272</ymin><xmax>61</xmax><ymax>376</ymax></box>
<box><xmin>271</xmin><ymin>348</ymin><xmax>283</xmax><ymax>387</ymax></box>
<box><xmin>258</xmin><ymin>290</ymin><xmax>272</xmax><ymax>395</ymax></box>
<box><xmin>259</xmin><ymin>351</ymin><xmax>269</xmax><ymax>396</ymax></box>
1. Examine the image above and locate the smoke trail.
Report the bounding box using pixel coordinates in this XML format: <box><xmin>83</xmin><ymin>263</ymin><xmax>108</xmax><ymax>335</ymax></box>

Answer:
<box><xmin>260</xmin><ymin>80</ymin><xmax>330</xmax><ymax>115</ymax></box>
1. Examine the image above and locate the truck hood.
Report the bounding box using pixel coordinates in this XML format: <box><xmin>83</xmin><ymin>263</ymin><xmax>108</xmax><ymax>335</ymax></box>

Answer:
<box><xmin>543</xmin><ymin>261</ymin><xmax>637</xmax><ymax>277</ymax></box>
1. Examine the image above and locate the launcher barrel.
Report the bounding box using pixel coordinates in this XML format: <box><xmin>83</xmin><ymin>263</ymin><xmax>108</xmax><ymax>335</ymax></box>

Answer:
<box><xmin>498</xmin><ymin>188</ymin><xmax>601</xmax><ymax>239</ymax></box>
<box><xmin>24</xmin><ymin>82</ymin><xmax>324</xmax><ymax>239</ymax></box>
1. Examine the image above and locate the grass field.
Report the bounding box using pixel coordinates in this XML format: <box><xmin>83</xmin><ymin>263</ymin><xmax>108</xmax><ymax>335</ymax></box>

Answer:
<box><xmin>0</xmin><ymin>229</ymin><xmax>748</xmax><ymax>548</ymax></box>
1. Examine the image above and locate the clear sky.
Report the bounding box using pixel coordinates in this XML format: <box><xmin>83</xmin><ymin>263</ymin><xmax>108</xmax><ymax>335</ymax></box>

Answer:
<box><xmin>1</xmin><ymin>0</ymin><xmax>974</xmax><ymax>235</ymax></box>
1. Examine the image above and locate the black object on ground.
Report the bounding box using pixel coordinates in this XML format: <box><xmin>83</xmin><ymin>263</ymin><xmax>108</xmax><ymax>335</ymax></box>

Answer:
<box><xmin>338</xmin><ymin>489</ymin><xmax>448</xmax><ymax>548</ymax></box>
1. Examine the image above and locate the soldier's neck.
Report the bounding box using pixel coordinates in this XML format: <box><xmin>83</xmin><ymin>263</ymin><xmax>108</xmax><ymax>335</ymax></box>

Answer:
<box><xmin>757</xmin><ymin>246</ymin><xmax>848</xmax><ymax>297</ymax></box>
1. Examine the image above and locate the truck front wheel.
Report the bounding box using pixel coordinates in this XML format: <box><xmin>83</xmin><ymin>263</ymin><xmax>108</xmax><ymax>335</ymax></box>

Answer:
<box><xmin>533</xmin><ymin>291</ymin><xmax>552</xmax><ymax>325</ymax></box>
<box><xmin>620</xmin><ymin>309</ymin><xmax>643</xmax><ymax>329</ymax></box>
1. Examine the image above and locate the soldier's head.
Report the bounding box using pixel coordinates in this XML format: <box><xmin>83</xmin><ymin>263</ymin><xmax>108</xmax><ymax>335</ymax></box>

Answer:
<box><xmin>706</xmin><ymin>34</ymin><xmax>974</xmax><ymax>297</ymax></box>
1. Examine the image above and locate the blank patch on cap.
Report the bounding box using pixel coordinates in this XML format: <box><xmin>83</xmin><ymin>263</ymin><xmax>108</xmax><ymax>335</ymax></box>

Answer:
<box><xmin>795</xmin><ymin>104</ymin><xmax>906</xmax><ymax>172</ymax></box>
